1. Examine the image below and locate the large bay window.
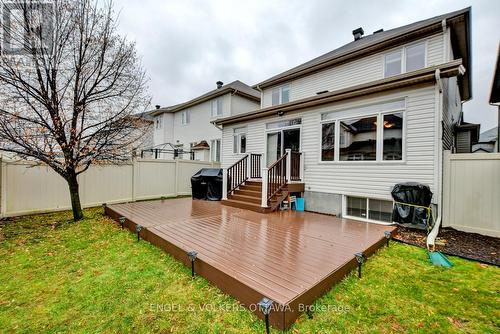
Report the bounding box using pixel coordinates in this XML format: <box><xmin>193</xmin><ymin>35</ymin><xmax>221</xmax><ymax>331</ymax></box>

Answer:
<box><xmin>320</xmin><ymin>99</ymin><xmax>405</xmax><ymax>162</ymax></box>
<box><xmin>233</xmin><ymin>127</ymin><xmax>246</xmax><ymax>154</ymax></box>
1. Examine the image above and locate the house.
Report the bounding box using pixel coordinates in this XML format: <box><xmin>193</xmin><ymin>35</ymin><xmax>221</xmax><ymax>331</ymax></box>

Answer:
<box><xmin>215</xmin><ymin>8</ymin><xmax>471</xmax><ymax>223</ymax></box>
<box><xmin>454</xmin><ymin>112</ymin><xmax>480</xmax><ymax>153</ymax></box>
<box><xmin>489</xmin><ymin>43</ymin><xmax>500</xmax><ymax>153</ymax></box>
<box><xmin>473</xmin><ymin>127</ymin><xmax>499</xmax><ymax>153</ymax></box>
<box><xmin>147</xmin><ymin>80</ymin><xmax>260</xmax><ymax>161</ymax></box>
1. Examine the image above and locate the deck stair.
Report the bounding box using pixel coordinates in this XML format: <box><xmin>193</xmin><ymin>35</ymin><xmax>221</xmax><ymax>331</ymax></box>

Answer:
<box><xmin>222</xmin><ymin>180</ymin><xmax>288</xmax><ymax>213</ymax></box>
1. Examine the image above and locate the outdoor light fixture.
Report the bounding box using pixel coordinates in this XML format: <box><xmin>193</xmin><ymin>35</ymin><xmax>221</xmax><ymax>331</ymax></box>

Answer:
<box><xmin>102</xmin><ymin>203</ymin><xmax>107</xmax><ymax>212</ymax></box>
<box><xmin>384</xmin><ymin>231</ymin><xmax>392</xmax><ymax>247</ymax></box>
<box><xmin>257</xmin><ymin>297</ymin><xmax>273</xmax><ymax>334</ymax></box>
<box><xmin>354</xmin><ymin>252</ymin><xmax>365</xmax><ymax>279</ymax></box>
<box><xmin>135</xmin><ymin>224</ymin><xmax>143</xmax><ymax>241</ymax></box>
<box><xmin>187</xmin><ymin>251</ymin><xmax>198</xmax><ymax>278</ymax></box>
<box><xmin>119</xmin><ymin>217</ymin><xmax>125</xmax><ymax>229</ymax></box>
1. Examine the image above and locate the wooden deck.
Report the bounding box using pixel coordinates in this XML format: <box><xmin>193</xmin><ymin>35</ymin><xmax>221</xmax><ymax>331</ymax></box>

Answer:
<box><xmin>105</xmin><ymin>198</ymin><xmax>395</xmax><ymax>330</ymax></box>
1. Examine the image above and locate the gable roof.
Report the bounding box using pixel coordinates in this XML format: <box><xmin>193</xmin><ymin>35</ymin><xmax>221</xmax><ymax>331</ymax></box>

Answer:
<box><xmin>255</xmin><ymin>7</ymin><xmax>471</xmax><ymax>101</ymax></box>
<box><xmin>152</xmin><ymin>80</ymin><xmax>260</xmax><ymax>116</ymax></box>
<box><xmin>478</xmin><ymin>127</ymin><xmax>499</xmax><ymax>143</ymax></box>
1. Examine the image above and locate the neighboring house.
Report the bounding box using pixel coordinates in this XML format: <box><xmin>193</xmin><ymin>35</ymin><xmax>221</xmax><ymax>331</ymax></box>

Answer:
<box><xmin>473</xmin><ymin>127</ymin><xmax>499</xmax><ymax>153</ymax></box>
<box><xmin>148</xmin><ymin>80</ymin><xmax>260</xmax><ymax>161</ymax></box>
<box><xmin>454</xmin><ymin>112</ymin><xmax>480</xmax><ymax>153</ymax></box>
<box><xmin>215</xmin><ymin>8</ymin><xmax>471</xmax><ymax>223</ymax></box>
<box><xmin>489</xmin><ymin>43</ymin><xmax>500</xmax><ymax>152</ymax></box>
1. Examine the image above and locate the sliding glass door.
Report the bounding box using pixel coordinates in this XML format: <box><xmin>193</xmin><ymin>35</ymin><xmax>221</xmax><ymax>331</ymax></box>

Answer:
<box><xmin>266</xmin><ymin>128</ymin><xmax>300</xmax><ymax>166</ymax></box>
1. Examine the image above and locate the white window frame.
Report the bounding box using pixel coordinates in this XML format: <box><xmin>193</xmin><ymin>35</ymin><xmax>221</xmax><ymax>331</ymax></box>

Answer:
<box><xmin>181</xmin><ymin>110</ymin><xmax>190</xmax><ymax>125</ymax></box>
<box><xmin>233</xmin><ymin>127</ymin><xmax>247</xmax><ymax>154</ymax></box>
<box><xmin>211</xmin><ymin>139</ymin><xmax>221</xmax><ymax>162</ymax></box>
<box><xmin>154</xmin><ymin>115</ymin><xmax>162</xmax><ymax>130</ymax></box>
<box><xmin>211</xmin><ymin>98</ymin><xmax>223</xmax><ymax>118</ymax></box>
<box><xmin>342</xmin><ymin>195</ymin><xmax>394</xmax><ymax>225</ymax></box>
<box><xmin>318</xmin><ymin>98</ymin><xmax>406</xmax><ymax>164</ymax></box>
<box><xmin>384</xmin><ymin>41</ymin><xmax>427</xmax><ymax>78</ymax></box>
<box><xmin>271</xmin><ymin>84</ymin><xmax>290</xmax><ymax>106</ymax></box>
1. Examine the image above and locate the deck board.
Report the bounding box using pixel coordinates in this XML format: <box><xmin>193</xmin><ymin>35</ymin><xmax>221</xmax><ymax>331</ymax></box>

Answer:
<box><xmin>105</xmin><ymin>197</ymin><xmax>395</xmax><ymax>330</ymax></box>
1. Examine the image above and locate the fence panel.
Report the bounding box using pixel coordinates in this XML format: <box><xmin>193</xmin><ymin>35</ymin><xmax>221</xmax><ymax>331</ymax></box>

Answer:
<box><xmin>0</xmin><ymin>157</ymin><xmax>219</xmax><ymax>217</ymax></box>
<box><xmin>443</xmin><ymin>151</ymin><xmax>500</xmax><ymax>237</ymax></box>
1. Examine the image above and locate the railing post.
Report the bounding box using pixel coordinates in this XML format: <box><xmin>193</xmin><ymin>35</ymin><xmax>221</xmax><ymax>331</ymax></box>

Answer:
<box><xmin>285</xmin><ymin>149</ymin><xmax>291</xmax><ymax>182</ymax></box>
<box><xmin>299</xmin><ymin>151</ymin><xmax>305</xmax><ymax>181</ymax></box>
<box><xmin>222</xmin><ymin>168</ymin><xmax>228</xmax><ymax>200</ymax></box>
<box><xmin>222</xmin><ymin>168</ymin><xmax>227</xmax><ymax>200</ymax></box>
<box><xmin>261</xmin><ymin>168</ymin><xmax>268</xmax><ymax>208</ymax></box>
<box><xmin>246</xmin><ymin>153</ymin><xmax>251</xmax><ymax>179</ymax></box>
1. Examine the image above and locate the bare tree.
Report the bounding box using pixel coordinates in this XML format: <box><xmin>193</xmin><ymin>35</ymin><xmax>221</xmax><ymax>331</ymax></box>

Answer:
<box><xmin>0</xmin><ymin>0</ymin><xmax>150</xmax><ymax>220</ymax></box>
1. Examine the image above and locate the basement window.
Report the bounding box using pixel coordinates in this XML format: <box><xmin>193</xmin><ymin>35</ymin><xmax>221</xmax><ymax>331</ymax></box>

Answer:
<box><xmin>346</xmin><ymin>196</ymin><xmax>393</xmax><ymax>223</ymax></box>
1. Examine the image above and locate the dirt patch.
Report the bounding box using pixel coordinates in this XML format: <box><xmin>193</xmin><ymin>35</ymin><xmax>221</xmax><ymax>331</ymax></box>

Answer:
<box><xmin>393</xmin><ymin>226</ymin><xmax>500</xmax><ymax>266</ymax></box>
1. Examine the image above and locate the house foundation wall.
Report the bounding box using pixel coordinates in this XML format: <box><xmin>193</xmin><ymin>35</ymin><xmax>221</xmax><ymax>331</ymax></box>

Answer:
<box><xmin>304</xmin><ymin>191</ymin><xmax>342</xmax><ymax>216</ymax></box>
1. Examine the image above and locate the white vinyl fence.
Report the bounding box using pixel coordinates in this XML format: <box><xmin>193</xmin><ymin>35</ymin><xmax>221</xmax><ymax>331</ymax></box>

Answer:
<box><xmin>0</xmin><ymin>157</ymin><xmax>219</xmax><ymax>217</ymax></box>
<box><xmin>442</xmin><ymin>151</ymin><xmax>500</xmax><ymax>237</ymax></box>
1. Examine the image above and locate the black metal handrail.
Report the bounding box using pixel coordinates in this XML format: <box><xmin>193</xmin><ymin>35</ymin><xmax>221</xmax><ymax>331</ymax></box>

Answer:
<box><xmin>227</xmin><ymin>155</ymin><xmax>249</xmax><ymax>194</ymax></box>
<box><xmin>250</xmin><ymin>153</ymin><xmax>262</xmax><ymax>178</ymax></box>
<box><xmin>267</xmin><ymin>152</ymin><xmax>287</xmax><ymax>201</ymax></box>
<box><xmin>290</xmin><ymin>151</ymin><xmax>302</xmax><ymax>181</ymax></box>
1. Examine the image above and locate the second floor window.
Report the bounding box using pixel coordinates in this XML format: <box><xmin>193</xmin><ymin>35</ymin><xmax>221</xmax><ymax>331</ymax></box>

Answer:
<box><xmin>384</xmin><ymin>42</ymin><xmax>426</xmax><ymax>77</ymax></box>
<box><xmin>211</xmin><ymin>98</ymin><xmax>223</xmax><ymax>117</ymax></box>
<box><xmin>181</xmin><ymin>110</ymin><xmax>190</xmax><ymax>125</ymax></box>
<box><xmin>271</xmin><ymin>84</ymin><xmax>290</xmax><ymax>106</ymax></box>
<box><xmin>233</xmin><ymin>127</ymin><xmax>246</xmax><ymax>154</ymax></box>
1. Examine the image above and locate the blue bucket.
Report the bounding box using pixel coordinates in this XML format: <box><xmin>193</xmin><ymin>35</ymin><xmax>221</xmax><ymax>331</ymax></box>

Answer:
<box><xmin>296</xmin><ymin>198</ymin><xmax>305</xmax><ymax>211</ymax></box>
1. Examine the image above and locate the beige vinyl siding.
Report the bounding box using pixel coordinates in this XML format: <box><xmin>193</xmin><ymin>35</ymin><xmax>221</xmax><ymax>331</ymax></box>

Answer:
<box><xmin>230</xmin><ymin>94</ymin><xmax>260</xmax><ymax>116</ymax></box>
<box><xmin>262</xmin><ymin>33</ymin><xmax>444</xmax><ymax>107</ymax></box>
<box><xmin>222</xmin><ymin>84</ymin><xmax>437</xmax><ymax>201</ymax></box>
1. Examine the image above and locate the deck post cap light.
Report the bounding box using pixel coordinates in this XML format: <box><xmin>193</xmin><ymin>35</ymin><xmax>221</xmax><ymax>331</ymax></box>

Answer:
<box><xmin>135</xmin><ymin>224</ymin><xmax>142</xmax><ymax>232</ymax></box>
<box><xmin>258</xmin><ymin>297</ymin><xmax>273</xmax><ymax>315</ymax></box>
<box><xmin>102</xmin><ymin>203</ymin><xmax>107</xmax><ymax>208</ymax></box>
<box><xmin>187</xmin><ymin>251</ymin><xmax>198</xmax><ymax>262</ymax></box>
<box><xmin>384</xmin><ymin>231</ymin><xmax>391</xmax><ymax>239</ymax></box>
<box><xmin>354</xmin><ymin>252</ymin><xmax>365</xmax><ymax>264</ymax></box>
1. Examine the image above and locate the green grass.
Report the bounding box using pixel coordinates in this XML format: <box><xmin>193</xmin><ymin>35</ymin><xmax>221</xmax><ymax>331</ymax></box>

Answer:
<box><xmin>0</xmin><ymin>208</ymin><xmax>498</xmax><ymax>333</ymax></box>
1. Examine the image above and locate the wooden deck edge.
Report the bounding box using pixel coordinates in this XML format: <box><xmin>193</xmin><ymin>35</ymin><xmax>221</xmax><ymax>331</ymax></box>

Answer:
<box><xmin>105</xmin><ymin>206</ymin><xmax>289</xmax><ymax>330</ymax></box>
<box><xmin>105</xmin><ymin>205</ymin><xmax>395</xmax><ymax>331</ymax></box>
<box><xmin>283</xmin><ymin>233</ymin><xmax>393</xmax><ymax>329</ymax></box>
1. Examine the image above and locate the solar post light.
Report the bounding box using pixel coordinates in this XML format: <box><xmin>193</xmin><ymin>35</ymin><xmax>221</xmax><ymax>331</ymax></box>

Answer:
<box><xmin>187</xmin><ymin>251</ymin><xmax>198</xmax><ymax>278</ymax></box>
<box><xmin>384</xmin><ymin>231</ymin><xmax>392</xmax><ymax>247</ymax></box>
<box><xmin>135</xmin><ymin>224</ymin><xmax>143</xmax><ymax>241</ymax></box>
<box><xmin>257</xmin><ymin>297</ymin><xmax>273</xmax><ymax>334</ymax></box>
<box><xmin>102</xmin><ymin>203</ymin><xmax>107</xmax><ymax>212</ymax></box>
<box><xmin>354</xmin><ymin>252</ymin><xmax>365</xmax><ymax>278</ymax></box>
<box><xmin>119</xmin><ymin>217</ymin><xmax>125</xmax><ymax>229</ymax></box>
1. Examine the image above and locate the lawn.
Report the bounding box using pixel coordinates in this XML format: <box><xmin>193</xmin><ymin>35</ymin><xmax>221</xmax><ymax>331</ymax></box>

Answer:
<box><xmin>0</xmin><ymin>207</ymin><xmax>498</xmax><ymax>333</ymax></box>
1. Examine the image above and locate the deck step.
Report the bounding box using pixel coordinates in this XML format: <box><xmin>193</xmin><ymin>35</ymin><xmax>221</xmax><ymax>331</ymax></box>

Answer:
<box><xmin>228</xmin><ymin>194</ymin><xmax>261</xmax><ymax>204</ymax></box>
<box><xmin>221</xmin><ymin>199</ymin><xmax>271</xmax><ymax>213</ymax></box>
<box><xmin>234</xmin><ymin>189</ymin><xmax>261</xmax><ymax>197</ymax></box>
<box><xmin>245</xmin><ymin>180</ymin><xmax>262</xmax><ymax>186</ymax></box>
<box><xmin>239</xmin><ymin>184</ymin><xmax>261</xmax><ymax>191</ymax></box>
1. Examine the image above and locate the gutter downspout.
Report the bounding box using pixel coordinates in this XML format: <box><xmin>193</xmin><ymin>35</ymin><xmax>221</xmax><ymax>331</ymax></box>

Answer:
<box><xmin>256</xmin><ymin>84</ymin><xmax>264</xmax><ymax>109</ymax></box>
<box><xmin>427</xmin><ymin>69</ymin><xmax>443</xmax><ymax>250</ymax></box>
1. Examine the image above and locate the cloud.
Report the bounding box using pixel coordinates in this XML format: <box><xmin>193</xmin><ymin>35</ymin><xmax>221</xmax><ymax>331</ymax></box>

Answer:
<box><xmin>116</xmin><ymin>0</ymin><xmax>500</xmax><ymax>130</ymax></box>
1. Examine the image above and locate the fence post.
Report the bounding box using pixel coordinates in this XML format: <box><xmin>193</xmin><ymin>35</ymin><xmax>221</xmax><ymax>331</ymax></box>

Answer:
<box><xmin>174</xmin><ymin>159</ymin><xmax>179</xmax><ymax>196</ymax></box>
<box><xmin>285</xmin><ymin>149</ymin><xmax>291</xmax><ymax>182</ymax></box>
<box><xmin>222</xmin><ymin>168</ymin><xmax>228</xmax><ymax>200</ymax></box>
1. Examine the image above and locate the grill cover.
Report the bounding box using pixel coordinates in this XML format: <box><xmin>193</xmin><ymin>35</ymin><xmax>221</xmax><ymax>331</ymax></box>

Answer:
<box><xmin>191</xmin><ymin>168</ymin><xmax>223</xmax><ymax>201</ymax></box>
<box><xmin>391</xmin><ymin>182</ymin><xmax>433</xmax><ymax>229</ymax></box>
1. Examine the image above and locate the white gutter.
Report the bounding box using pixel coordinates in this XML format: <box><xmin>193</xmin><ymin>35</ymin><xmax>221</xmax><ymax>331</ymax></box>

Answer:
<box><xmin>427</xmin><ymin>69</ymin><xmax>444</xmax><ymax>250</ymax></box>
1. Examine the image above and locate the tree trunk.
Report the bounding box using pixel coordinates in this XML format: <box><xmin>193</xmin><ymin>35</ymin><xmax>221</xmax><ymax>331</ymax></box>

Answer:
<box><xmin>67</xmin><ymin>173</ymin><xmax>84</xmax><ymax>221</ymax></box>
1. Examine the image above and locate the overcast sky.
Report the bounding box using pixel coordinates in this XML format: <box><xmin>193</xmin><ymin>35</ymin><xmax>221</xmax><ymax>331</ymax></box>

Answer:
<box><xmin>117</xmin><ymin>0</ymin><xmax>500</xmax><ymax>131</ymax></box>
